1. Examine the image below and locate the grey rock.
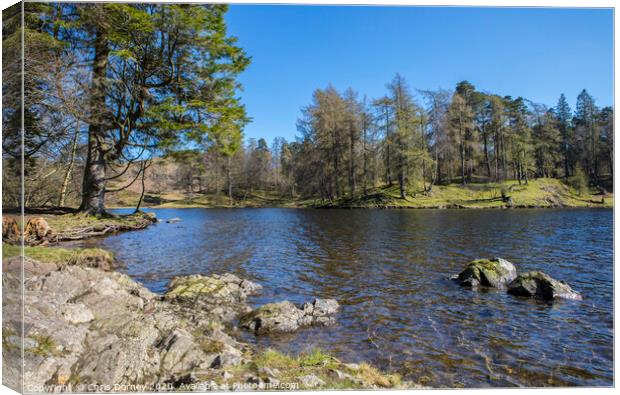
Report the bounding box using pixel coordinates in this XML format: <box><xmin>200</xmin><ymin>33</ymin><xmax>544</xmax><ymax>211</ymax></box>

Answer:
<box><xmin>299</xmin><ymin>374</ymin><xmax>325</xmax><ymax>388</ymax></box>
<box><xmin>507</xmin><ymin>271</ymin><xmax>583</xmax><ymax>301</ymax></box>
<box><xmin>258</xmin><ymin>367</ymin><xmax>281</xmax><ymax>377</ymax></box>
<box><xmin>165</xmin><ymin>273</ymin><xmax>262</xmax><ymax>323</ymax></box>
<box><xmin>452</xmin><ymin>258</ymin><xmax>518</xmax><ymax>288</ymax></box>
<box><xmin>240</xmin><ymin>298</ymin><xmax>340</xmax><ymax>335</ymax></box>
<box><xmin>60</xmin><ymin>303</ymin><xmax>94</xmax><ymax>324</ymax></box>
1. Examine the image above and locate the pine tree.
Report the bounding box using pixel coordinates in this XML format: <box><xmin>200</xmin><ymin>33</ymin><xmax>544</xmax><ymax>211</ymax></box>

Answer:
<box><xmin>555</xmin><ymin>93</ymin><xmax>572</xmax><ymax>178</ymax></box>
<box><xmin>575</xmin><ymin>89</ymin><xmax>599</xmax><ymax>181</ymax></box>
<box><xmin>447</xmin><ymin>94</ymin><xmax>475</xmax><ymax>185</ymax></box>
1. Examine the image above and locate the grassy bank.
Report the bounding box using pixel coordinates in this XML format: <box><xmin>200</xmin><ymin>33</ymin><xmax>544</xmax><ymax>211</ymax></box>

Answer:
<box><xmin>325</xmin><ymin>178</ymin><xmax>613</xmax><ymax>209</ymax></box>
<box><xmin>203</xmin><ymin>348</ymin><xmax>405</xmax><ymax>390</ymax></box>
<box><xmin>107</xmin><ymin>178</ymin><xmax>612</xmax><ymax>209</ymax></box>
<box><xmin>2</xmin><ymin>243</ymin><xmax>113</xmax><ymax>267</ymax></box>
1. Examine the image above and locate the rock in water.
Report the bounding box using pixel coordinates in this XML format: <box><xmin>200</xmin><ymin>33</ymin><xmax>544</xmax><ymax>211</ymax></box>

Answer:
<box><xmin>166</xmin><ymin>217</ymin><xmax>182</xmax><ymax>223</ymax></box>
<box><xmin>452</xmin><ymin>258</ymin><xmax>517</xmax><ymax>288</ymax></box>
<box><xmin>165</xmin><ymin>273</ymin><xmax>262</xmax><ymax>322</ymax></box>
<box><xmin>239</xmin><ymin>298</ymin><xmax>340</xmax><ymax>335</ymax></box>
<box><xmin>507</xmin><ymin>271</ymin><xmax>583</xmax><ymax>301</ymax></box>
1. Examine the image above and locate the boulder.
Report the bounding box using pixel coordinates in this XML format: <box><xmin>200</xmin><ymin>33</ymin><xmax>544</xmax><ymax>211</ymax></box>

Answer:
<box><xmin>507</xmin><ymin>271</ymin><xmax>583</xmax><ymax>301</ymax></box>
<box><xmin>239</xmin><ymin>298</ymin><xmax>340</xmax><ymax>335</ymax></box>
<box><xmin>5</xmin><ymin>261</ymin><xmax>254</xmax><ymax>391</ymax></box>
<box><xmin>165</xmin><ymin>273</ymin><xmax>262</xmax><ymax>322</ymax></box>
<box><xmin>452</xmin><ymin>258</ymin><xmax>517</xmax><ymax>289</ymax></box>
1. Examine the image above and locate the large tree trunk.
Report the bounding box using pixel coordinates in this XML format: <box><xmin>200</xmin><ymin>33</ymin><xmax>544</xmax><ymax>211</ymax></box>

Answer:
<box><xmin>80</xmin><ymin>135</ymin><xmax>106</xmax><ymax>215</ymax></box>
<box><xmin>79</xmin><ymin>26</ymin><xmax>109</xmax><ymax>215</ymax></box>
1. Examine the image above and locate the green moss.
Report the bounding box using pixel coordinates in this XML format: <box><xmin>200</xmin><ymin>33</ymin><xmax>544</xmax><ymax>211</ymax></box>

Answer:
<box><xmin>166</xmin><ymin>277</ymin><xmax>227</xmax><ymax>299</ymax></box>
<box><xmin>28</xmin><ymin>335</ymin><xmax>58</xmax><ymax>356</ymax></box>
<box><xmin>200</xmin><ymin>340</ymin><xmax>225</xmax><ymax>355</ymax></box>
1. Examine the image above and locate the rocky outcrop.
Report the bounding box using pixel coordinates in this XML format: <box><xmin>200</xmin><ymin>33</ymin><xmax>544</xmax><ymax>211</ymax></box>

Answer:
<box><xmin>165</xmin><ymin>273</ymin><xmax>262</xmax><ymax>322</ymax></box>
<box><xmin>2</xmin><ymin>254</ymin><xmax>397</xmax><ymax>392</ymax></box>
<box><xmin>239</xmin><ymin>298</ymin><xmax>340</xmax><ymax>335</ymax></box>
<box><xmin>507</xmin><ymin>271</ymin><xmax>583</xmax><ymax>301</ymax></box>
<box><xmin>451</xmin><ymin>258</ymin><xmax>517</xmax><ymax>288</ymax></box>
<box><xmin>3</xmin><ymin>257</ymin><xmax>251</xmax><ymax>392</ymax></box>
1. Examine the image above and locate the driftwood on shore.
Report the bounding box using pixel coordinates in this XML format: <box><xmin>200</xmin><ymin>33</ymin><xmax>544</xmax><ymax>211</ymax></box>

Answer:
<box><xmin>2</xmin><ymin>212</ymin><xmax>157</xmax><ymax>246</ymax></box>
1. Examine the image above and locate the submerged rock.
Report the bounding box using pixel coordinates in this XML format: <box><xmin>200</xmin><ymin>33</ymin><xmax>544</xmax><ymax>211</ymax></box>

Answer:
<box><xmin>452</xmin><ymin>258</ymin><xmax>517</xmax><ymax>289</ymax></box>
<box><xmin>166</xmin><ymin>217</ymin><xmax>182</xmax><ymax>223</ymax></box>
<box><xmin>239</xmin><ymin>298</ymin><xmax>340</xmax><ymax>335</ymax></box>
<box><xmin>507</xmin><ymin>271</ymin><xmax>583</xmax><ymax>301</ymax></box>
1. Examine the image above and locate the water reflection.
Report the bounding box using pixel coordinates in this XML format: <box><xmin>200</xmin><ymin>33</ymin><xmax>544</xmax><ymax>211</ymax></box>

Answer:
<box><xmin>73</xmin><ymin>208</ymin><xmax>613</xmax><ymax>387</ymax></box>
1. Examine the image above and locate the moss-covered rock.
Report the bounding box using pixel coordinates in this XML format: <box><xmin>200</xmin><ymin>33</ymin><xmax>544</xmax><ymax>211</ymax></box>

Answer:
<box><xmin>507</xmin><ymin>271</ymin><xmax>583</xmax><ymax>301</ymax></box>
<box><xmin>452</xmin><ymin>258</ymin><xmax>517</xmax><ymax>289</ymax></box>
<box><xmin>165</xmin><ymin>273</ymin><xmax>262</xmax><ymax>322</ymax></box>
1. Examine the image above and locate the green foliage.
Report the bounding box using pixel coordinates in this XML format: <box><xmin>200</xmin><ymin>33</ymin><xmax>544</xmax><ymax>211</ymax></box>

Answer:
<box><xmin>567</xmin><ymin>166</ymin><xmax>589</xmax><ymax>195</ymax></box>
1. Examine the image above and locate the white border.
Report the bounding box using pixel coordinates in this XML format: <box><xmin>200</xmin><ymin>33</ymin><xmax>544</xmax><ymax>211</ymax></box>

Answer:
<box><xmin>0</xmin><ymin>1</ymin><xmax>615</xmax><ymax>395</ymax></box>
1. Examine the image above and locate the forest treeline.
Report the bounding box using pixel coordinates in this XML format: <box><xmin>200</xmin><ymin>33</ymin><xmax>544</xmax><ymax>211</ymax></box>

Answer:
<box><xmin>192</xmin><ymin>77</ymin><xmax>613</xmax><ymax>204</ymax></box>
<box><xmin>2</xmin><ymin>3</ymin><xmax>613</xmax><ymax>211</ymax></box>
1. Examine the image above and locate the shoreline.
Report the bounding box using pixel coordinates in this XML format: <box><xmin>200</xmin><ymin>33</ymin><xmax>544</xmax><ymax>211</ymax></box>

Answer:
<box><xmin>107</xmin><ymin>203</ymin><xmax>613</xmax><ymax>210</ymax></box>
<box><xmin>2</xmin><ymin>215</ymin><xmax>408</xmax><ymax>391</ymax></box>
<box><xmin>106</xmin><ymin>178</ymin><xmax>614</xmax><ymax>210</ymax></box>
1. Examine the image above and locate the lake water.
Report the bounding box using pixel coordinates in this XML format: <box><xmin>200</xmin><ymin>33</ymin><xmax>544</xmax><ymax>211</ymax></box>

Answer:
<box><xmin>73</xmin><ymin>208</ymin><xmax>613</xmax><ymax>388</ymax></box>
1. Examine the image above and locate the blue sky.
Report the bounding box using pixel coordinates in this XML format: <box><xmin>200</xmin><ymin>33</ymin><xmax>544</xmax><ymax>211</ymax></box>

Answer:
<box><xmin>225</xmin><ymin>6</ymin><xmax>614</xmax><ymax>143</ymax></box>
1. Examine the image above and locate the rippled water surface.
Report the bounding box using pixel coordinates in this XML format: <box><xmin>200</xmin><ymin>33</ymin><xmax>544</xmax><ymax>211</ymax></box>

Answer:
<box><xmin>74</xmin><ymin>208</ymin><xmax>613</xmax><ymax>387</ymax></box>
